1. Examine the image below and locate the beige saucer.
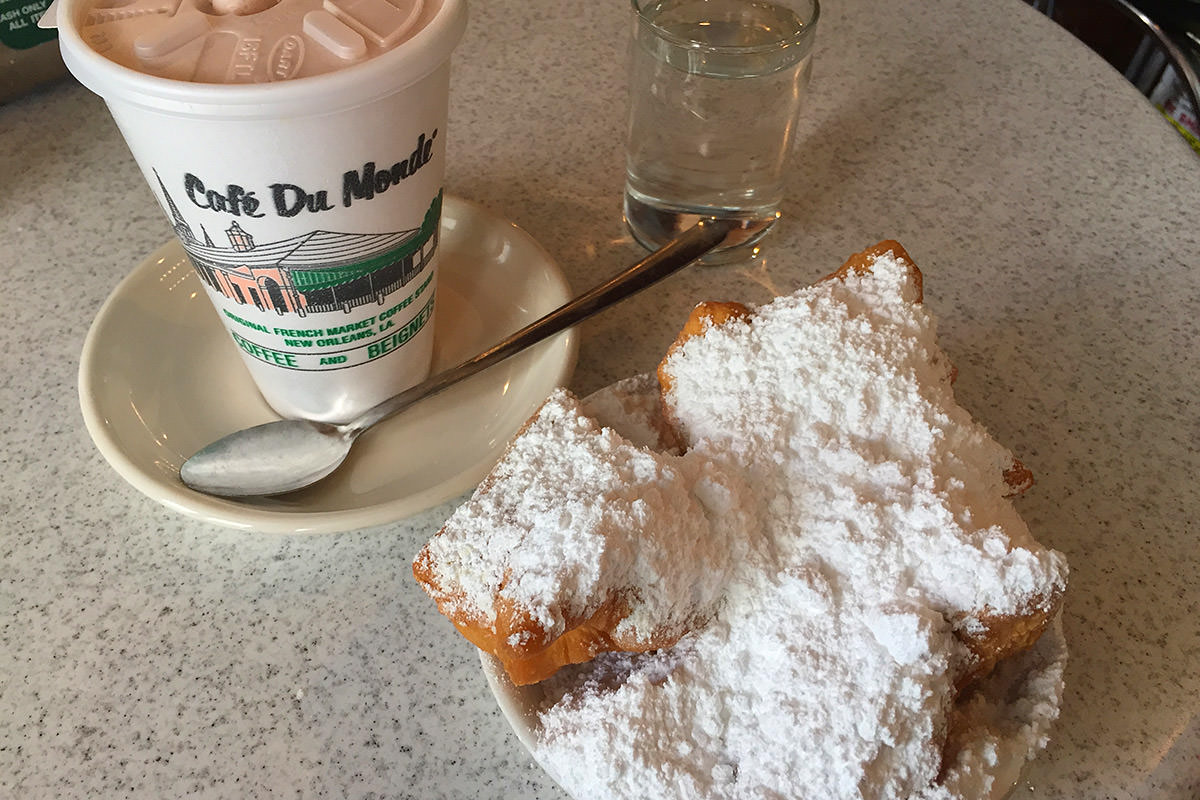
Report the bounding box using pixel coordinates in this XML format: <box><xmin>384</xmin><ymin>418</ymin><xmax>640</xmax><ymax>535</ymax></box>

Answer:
<box><xmin>78</xmin><ymin>195</ymin><xmax>576</xmax><ymax>533</ymax></box>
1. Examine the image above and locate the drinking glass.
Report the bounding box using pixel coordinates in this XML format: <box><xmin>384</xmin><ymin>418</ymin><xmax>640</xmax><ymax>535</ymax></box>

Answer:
<box><xmin>624</xmin><ymin>0</ymin><xmax>820</xmax><ymax>263</ymax></box>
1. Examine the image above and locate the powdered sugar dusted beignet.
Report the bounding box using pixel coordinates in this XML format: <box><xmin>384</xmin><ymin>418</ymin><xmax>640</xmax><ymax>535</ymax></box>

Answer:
<box><xmin>657</xmin><ymin>241</ymin><xmax>1067</xmax><ymax>687</ymax></box>
<box><xmin>413</xmin><ymin>388</ymin><xmax>755</xmax><ymax>686</ymax></box>
<box><xmin>415</xmin><ymin>240</ymin><xmax>1068</xmax><ymax>800</ymax></box>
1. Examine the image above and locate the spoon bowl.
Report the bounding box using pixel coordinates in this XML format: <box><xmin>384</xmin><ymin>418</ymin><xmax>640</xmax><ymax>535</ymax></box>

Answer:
<box><xmin>180</xmin><ymin>418</ymin><xmax>352</xmax><ymax>497</ymax></box>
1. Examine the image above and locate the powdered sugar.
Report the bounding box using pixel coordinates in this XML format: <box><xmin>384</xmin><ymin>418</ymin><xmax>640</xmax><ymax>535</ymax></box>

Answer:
<box><xmin>421</xmin><ymin>388</ymin><xmax>755</xmax><ymax>650</ymax></box>
<box><xmin>425</xmin><ymin>247</ymin><xmax>1068</xmax><ymax>799</ymax></box>
<box><xmin>527</xmin><ymin>251</ymin><xmax>1066</xmax><ymax>799</ymax></box>
<box><xmin>536</xmin><ymin>577</ymin><xmax>959</xmax><ymax>799</ymax></box>
<box><xmin>662</xmin><ymin>254</ymin><xmax>1065</xmax><ymax>624</ymax></box>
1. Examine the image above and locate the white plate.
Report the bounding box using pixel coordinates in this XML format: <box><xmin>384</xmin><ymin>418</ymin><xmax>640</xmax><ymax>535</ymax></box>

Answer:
<box><xmin>79</xmin><ymin>195</ymin><xmax>577</xmax><ymax>533</ymax></box>
<box><xmin>477</xmin><ymin>377</ymin><xmax>1068</xmax><ymax>800</ymax></box>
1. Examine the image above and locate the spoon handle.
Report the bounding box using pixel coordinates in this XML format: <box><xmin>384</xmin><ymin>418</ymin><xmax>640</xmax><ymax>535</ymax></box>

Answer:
<box><xmin>345</xmin><ymin>216</ymin><xmax>736</xmax><ymax>434</ymax></box>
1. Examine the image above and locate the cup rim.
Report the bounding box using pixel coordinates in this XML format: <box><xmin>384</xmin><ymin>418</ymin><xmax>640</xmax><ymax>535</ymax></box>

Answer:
<box><xmin>630</xmin><ymin>0</ymin><xmax>820</xmax><ymax>54</ymax></box>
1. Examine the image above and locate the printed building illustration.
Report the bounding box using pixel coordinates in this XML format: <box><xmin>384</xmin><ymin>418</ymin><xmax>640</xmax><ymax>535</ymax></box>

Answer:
<box><xmin>155</xmin><ymin>171</ymin><xmax>440</xmax><ymax>318</ymax></box>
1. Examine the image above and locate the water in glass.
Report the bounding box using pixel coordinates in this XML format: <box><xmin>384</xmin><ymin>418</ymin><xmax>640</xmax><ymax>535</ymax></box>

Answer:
<box><xmin>624</xmin><ymin>0</ymin><xmax>816</xmax><ymax>261</ymax></box>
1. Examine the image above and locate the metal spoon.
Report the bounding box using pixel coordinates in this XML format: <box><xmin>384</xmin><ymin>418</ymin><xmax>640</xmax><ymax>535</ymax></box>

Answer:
<box><xmin>180</xmin><ymin>216</ymin><xmax>744</xmax><ymax>498</ymax></box>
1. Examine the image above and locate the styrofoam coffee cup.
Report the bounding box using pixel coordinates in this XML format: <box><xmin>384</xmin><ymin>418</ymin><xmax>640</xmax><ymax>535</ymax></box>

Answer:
<box><xmin>50</xmin><ymin>0</ymin><xmax>467</xmax><ymax>423</ymax></box>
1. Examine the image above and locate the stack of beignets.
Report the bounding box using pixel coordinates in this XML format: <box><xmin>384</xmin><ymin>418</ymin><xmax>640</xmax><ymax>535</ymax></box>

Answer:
<box><xmin>413</xmin><ymin>240</ymin><xmax>1066</xmax><ymax>701</ymax></box>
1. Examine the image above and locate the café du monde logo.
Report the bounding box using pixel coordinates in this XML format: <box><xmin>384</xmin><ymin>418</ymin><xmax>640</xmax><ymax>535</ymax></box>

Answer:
<box><xmin>155</xmin><ymin>169</ymin><xmax>441</xmax><ymax>319</ymax></box>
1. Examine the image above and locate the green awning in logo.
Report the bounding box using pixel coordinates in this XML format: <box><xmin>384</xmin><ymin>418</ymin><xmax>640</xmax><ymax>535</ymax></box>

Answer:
<box><xmin>291</xmin><ymin>193</ymin><xmax>442</xmax><ymax>292</ymax></box>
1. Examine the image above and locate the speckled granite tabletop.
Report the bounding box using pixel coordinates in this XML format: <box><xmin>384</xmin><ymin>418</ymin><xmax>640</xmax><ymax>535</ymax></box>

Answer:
<box><xmin>2</xmin><ymin>0</ymin><xmax>1198</xmax><ymax>797</ymax></box>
